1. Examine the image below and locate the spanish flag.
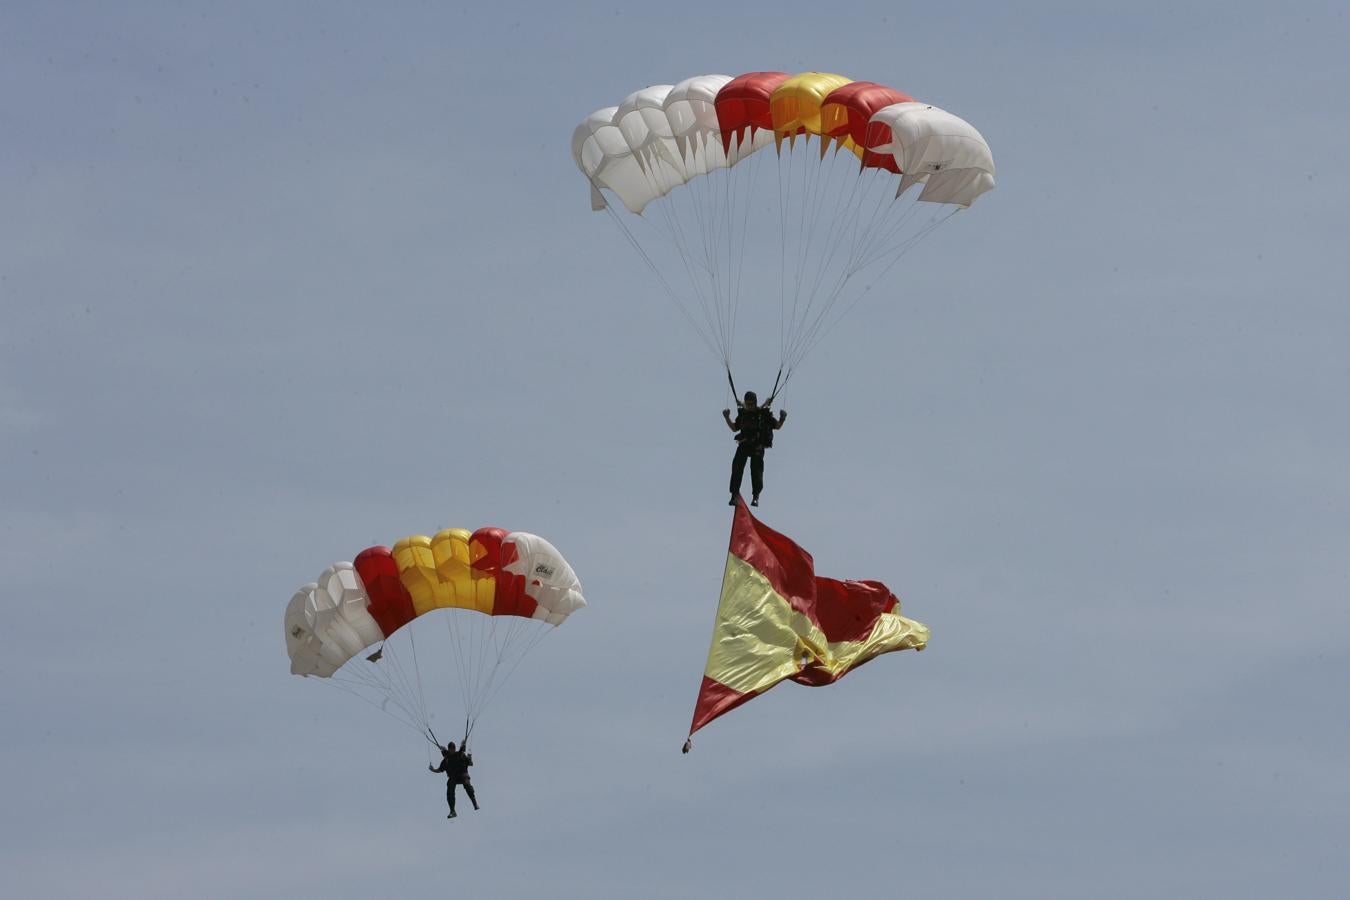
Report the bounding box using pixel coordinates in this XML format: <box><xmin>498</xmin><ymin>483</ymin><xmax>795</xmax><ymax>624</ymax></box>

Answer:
<box><xmin>685</xmin><ymin>498</ymin><xmax>929</xmax><ymax>747</ymax></box>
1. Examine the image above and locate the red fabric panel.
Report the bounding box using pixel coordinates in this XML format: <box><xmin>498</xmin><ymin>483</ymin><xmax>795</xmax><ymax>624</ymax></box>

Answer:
<box><xmin>689</xmin><ymin>675</ymin><xmax>757</xmax><ymax>736</ymax></box>
<box><xmin>469</xmin><ymin>527</ymin><xmax>507</xmax><ymax>575</ymax></box>
<box><xmin>821</xmin><ymin>81</ymin><xmax>913</xmax><ymax>173</ymax></box>
<box><xmin>715</xmin><ymin>71</ymin><xmax>789</xmax><ymax>153</ymax></box>
<box><xmin>728</xmin><ymin>500</ymin><xmax>900</xmax><ymax>639</ymax></box>
<box><xmin>480</xmin><ymin>534</ymin><xmax>539</xmax><ymax>620</ymax></box>
<box><xmin>808</xmin><ymin>576</ymin><xmax>898</xmax><ymax>644</ymax></box>
<box><xmin>353</xmin><ymin>546</ymin><xmax>415</xmax><ymax>638</ymax></box>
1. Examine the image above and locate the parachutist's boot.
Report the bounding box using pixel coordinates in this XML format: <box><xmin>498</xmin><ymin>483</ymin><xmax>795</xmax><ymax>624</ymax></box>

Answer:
<box><xmin>729</xmin><ymin>495</ymin><xmax>736</xmax><ymax>506</ymax></box>
<box><xmin>751</xmin><ymin>496</ymin><xmax>760</xmax><ymax>507</ymax></box>
<box><xmin>448</xmin><ymin>810</ymin><xmax>457</xmax><ymax>819</ymax></box>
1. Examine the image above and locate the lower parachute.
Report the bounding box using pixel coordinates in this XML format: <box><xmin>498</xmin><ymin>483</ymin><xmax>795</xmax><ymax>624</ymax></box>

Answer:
<box><xmin>285</xmin><ymin>525</ymin><xmax>585</xmax><ymax>744</ymax></box>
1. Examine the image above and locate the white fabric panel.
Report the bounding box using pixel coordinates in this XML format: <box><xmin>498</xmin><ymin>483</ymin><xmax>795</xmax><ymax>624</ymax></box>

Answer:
<box><xmin>868</xmin><ymin>102</ymin><xmax>995</xmax><ymax>207</ymax></box>
<box><xmin>321</xmin><ymin>563</ymin><xmax>384</xmax><ymax>649</ymax></box>
<box><xmin>303</xmin><ymin>583</ymin><xmax>352</xmax><ymax>672</ymax></box>
<box><xmin>615</xmin><ymin>84</ymin><xmax>689</xmax><ymax>198</ymax></box>
<box><xmin>616</xmin><ymin>85</ymin><xmax>677</xmax><ymax>158</ymax></box>
<box><xmin>572</xmin><ymin>75</ymin><xmax>775</xmax><ymax>214</ymax></box>
<box><xmin>284</xmin><ymin>563</ymin><xmax>383</xmax><ymax>678</ymax></box>
<box><xmin>665</xmin><ymin>74</ymin><xmax>731</xmax><ymax>167</ymax></box>
<box><xmin>919</xmin><ymin>169</ymin><xmax>997</xmax><ymax>206</ymax></box>
<box><xmin>503</xmin><ymin>532</ymin><xmax>587</xmax><ymax>626</ymax></box>
<box><xmin>284</xmin><ymin>589</ymin><xmax>335</xmax><ymax>677</ymax></box>
<box><xmin>572</xmin><ymin>107</ymin><xmax>664</xmax><ymax>214</ymax></box>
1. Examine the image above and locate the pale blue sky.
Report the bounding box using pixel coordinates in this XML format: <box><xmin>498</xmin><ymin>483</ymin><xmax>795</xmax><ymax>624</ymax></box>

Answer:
<box><xmin>3</xmin><ymin>2</ymin><xmax>1349</xmax><ymax>898</ymax></box>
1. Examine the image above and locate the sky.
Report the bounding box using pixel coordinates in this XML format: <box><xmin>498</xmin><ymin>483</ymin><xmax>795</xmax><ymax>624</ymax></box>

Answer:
<box><xmin>3</xmin><ymin>1</ymin><xmax>1349</xmax><ymax>897</ymax></box>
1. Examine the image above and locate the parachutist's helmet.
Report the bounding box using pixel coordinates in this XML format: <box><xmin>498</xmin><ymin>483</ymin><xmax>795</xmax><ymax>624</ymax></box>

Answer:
<box><xmin>743</xmin><ymin>391</ymin><xmax>758</xmax><ymax>407</ymax></box>
<box><xmin>446</xmin><ymin>743</ymin><xmax>456</xmax><ymax>753</ymax></box>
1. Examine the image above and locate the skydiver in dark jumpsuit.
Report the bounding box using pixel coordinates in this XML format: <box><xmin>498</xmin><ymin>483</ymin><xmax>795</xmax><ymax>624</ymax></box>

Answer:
<box><xmin>429</xmin><ymin>742</ymin><xmax>479</xmax><ymax>818</ymax></box>
<box><xmin>723</xmin><ymin>391</ymin><xmax>787</xmax><ymax>507</ymax></box>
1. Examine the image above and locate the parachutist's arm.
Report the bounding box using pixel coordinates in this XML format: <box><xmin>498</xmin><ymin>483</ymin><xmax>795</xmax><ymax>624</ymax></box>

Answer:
<box><xmin>722</xmin><ymin>409</ymin><xmax>738</xmax><ymax>432</ymax></box>
<box><xmin>775</xmin><ymin>410</ymin><xmax>787</xmax><ymax>429</ymax></box>
<box><xmin>430</xmin><ymin>760</ymin><xmax>446</xmax><ymax>773</ymax></box>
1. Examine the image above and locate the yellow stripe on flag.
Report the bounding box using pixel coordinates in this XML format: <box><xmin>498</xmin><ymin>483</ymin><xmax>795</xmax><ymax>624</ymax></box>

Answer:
<box><xmin>703</xmin><ymin>554</ymin><xmax>929</xmax><ymax>696</ymax></box>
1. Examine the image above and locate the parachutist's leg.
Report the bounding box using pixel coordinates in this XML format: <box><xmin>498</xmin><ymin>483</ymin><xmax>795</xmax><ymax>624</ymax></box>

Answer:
<box><xmin>463</xmin><ymin>780</ymin><xmax>479</xmax><ymax>811</ymax></box>
<box><xmin>750</xmin><ymin>451</ymin><xmax>764</xmax><ymax>503</ymax></box>
<box><xmin>447</xmin><ymin>782</ymin><xmax>457</xmax><ymax>818</ymax></box>
<box><xmin>730</xmin><ymin>445</ymin><xmax>750</xmax><ymax>499</ymax></box>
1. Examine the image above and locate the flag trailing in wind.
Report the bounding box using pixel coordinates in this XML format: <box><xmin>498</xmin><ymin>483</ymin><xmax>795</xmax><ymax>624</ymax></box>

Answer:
<box><xmin>684</xmin><ymin>498</ymin><xmax>929</xmax><ymax>750</ymax></box>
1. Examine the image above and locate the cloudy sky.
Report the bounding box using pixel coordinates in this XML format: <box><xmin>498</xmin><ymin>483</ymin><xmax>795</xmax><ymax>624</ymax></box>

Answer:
<box><xmin>4</xmin><ymin>2</ymin><xmax>1348</xmax><ymax>897</ymax></box>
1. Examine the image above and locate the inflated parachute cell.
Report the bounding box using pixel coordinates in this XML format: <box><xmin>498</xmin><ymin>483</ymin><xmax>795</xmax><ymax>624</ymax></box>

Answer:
<box><xmin>285</xmin><ymin>526</ymin><xmax>585</xmax><ymax>678</ymax></box>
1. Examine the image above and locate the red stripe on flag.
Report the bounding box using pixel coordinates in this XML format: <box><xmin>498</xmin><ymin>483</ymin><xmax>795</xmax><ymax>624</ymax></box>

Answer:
<box><xmin>809</xmin><ymin>576</ymin><xmax>899</xmax><ymax>644</ymax></box>
<box><xmin>688</xmin><ymin>675</ymin><xmax>756</xmax><ymax>737</ymax></box>
<box><xmin>728</xmin><ymin>499</ymin><xmax>895</xmax><ymax>642</ymax></box>
<box><xmin>727</xmin><ymin>496</ymin><xmax>817</xmax><ymax>614</ymax></box>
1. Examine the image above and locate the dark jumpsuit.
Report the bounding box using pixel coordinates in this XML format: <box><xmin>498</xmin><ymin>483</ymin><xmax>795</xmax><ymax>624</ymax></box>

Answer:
<box><xmin>730</xmin><ymin>407</ymin><xmax>776</xmax><ymax>498</ymax></box>
<box><xmin>432</xmin><ymin>748</ymin><xmax>478</xmax><ymax>814</ymax></box>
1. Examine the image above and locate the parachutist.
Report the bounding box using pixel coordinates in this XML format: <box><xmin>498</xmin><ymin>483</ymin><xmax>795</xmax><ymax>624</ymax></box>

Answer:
<box><xmin>723</xmin><ymin>391</ymin><xmax>786</xmax><ymax>506</ymax></box>
<box><xmin>430</xmin><ymin>742</ymin><xmax>479</xmax><ymax>819</ymax></box>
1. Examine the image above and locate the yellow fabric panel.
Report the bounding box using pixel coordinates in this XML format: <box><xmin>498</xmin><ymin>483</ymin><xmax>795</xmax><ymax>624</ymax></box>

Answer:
<box><xmin>702</xmin><ymin>554</ymin><xmax>805</xmax><ymax>695</ymax></box>
<box><xmin>703</xmin><ymin>554</ymin><xmax>929</xmax><ymax>694</ymax></box>
<box><xmin>809</xmin><ymin>603</ymin><xmax>929</xmax><ymax>680</ymax></box>
<box><xmin>392</xmin><ymin>529</ymin><xmax>495</xmax><ymax>616</ymax></box>
<box><xmin>818</xmin><ymin>97</ymin><xmax>867</xmax><ymax>160</ymax></box>
<box><xmin>770</xmin><ymin>72</ymin><xmax>854</xmax><ymax>151</ymax></box>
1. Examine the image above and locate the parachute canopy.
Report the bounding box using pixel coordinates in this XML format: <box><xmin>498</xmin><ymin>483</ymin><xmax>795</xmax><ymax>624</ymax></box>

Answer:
<box><xmin>574</xmin><ymin>70</ymin><xmax>994</xmax><ymax>214</ymax></box>
<box><xmin>285</xmin><ymin>524</ymin><xmax>585</xmax><ymax>743</ymax></box>
<box><xmin>573</xmin><ymin>70</ymin><xmax>995</xmax><ymax>392</ymax></box>
<box><xmin>286</xmin><ymin>526</ymin><xmax>584</xmax><ymax>677</ymax></box>
<box><xmin>686</xmin><ymin>499</ymin><xmax>928</xmax><ymax>746</ymax></box>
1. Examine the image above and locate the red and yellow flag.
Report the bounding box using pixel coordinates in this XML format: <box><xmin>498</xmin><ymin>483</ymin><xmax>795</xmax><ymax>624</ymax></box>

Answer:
<box><xmin>686</xmin><ymin>498</ymin><xmax>929</xmax><ymax>744</ymax></box>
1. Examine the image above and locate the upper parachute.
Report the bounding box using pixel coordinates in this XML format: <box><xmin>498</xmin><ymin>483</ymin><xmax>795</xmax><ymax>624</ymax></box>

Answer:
<box><xmin>572</xmin><ymin>71</ymin><xmax>994</xmax><ymax>214</ymax></box>
<box><xmin>572</xmin><ymin>71</ymin><xmax>994</xmax><ymax>390</ymax></box>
